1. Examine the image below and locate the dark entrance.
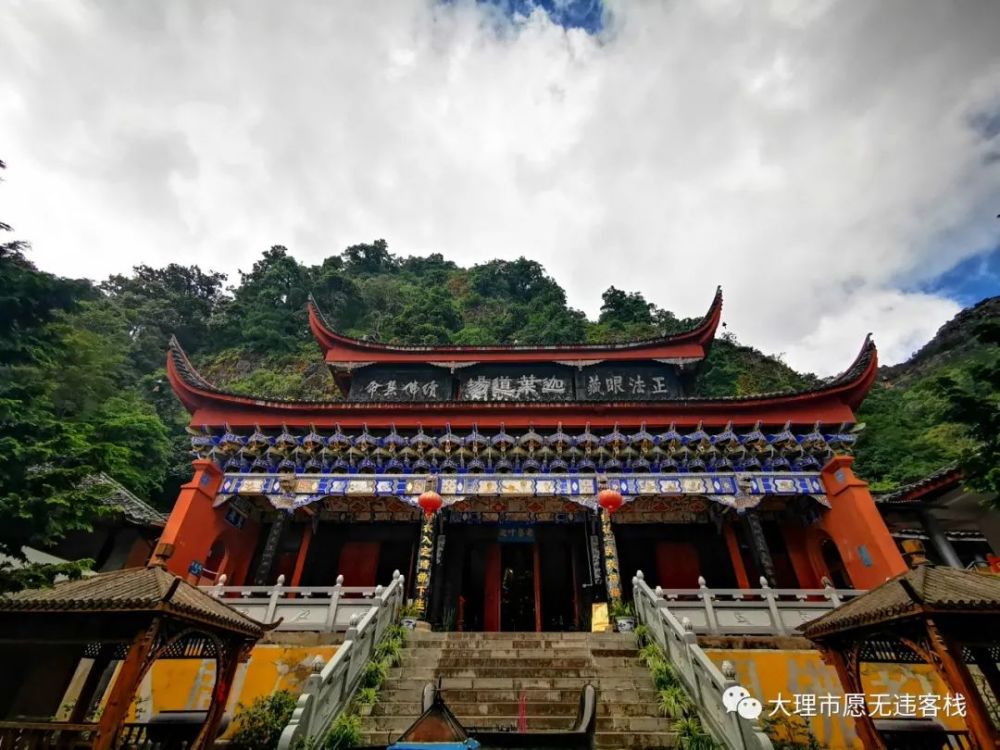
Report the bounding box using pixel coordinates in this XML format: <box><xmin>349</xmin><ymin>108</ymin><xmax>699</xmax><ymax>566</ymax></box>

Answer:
<box><xmin>615</xmin><ymin>522</ymin><xmax>739</xmax><ymax>600</ymax></box>
<box><xmin>500</xmin><ymin>544</ymin><xmax>536</xmax><ymax>631</ymax></box>
<box><xmin>438</xmin><ymin>521</ymin><xmax>591</xmax><ymax>632</ymax></box>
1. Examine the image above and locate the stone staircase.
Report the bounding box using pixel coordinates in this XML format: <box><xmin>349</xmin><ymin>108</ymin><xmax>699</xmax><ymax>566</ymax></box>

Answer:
<box><xmin>358</xmin><ymin>631</ymin><xmax>678</xmax><ymax>749</ymax></box>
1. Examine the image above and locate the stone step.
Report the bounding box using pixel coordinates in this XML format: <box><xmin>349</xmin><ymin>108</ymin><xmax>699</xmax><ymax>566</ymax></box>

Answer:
<box><xmin>379</xmin><ymin>687</ymin><xmax>660</xmax><ymax>703</ymax></box>
<box><xmin>385</xmin><ymin>676</ymin><xmax>653</xmax><ymax>690</ymax></box>
<box><xmin>400</xmin><ymin>652</ymin><xmax>641</xmax><ymax>665</ymax></box>
<box><xmin>409</xmin><ymin>631</ymin><xmax>633</xmax><ymax>640</ymax></box>
<box><xmin>414</xmin><ymin>646</ymin><xmax>608</xmax><ymax>657</ymax></box>
<box><xmin>360</xmin><ymin>730</ymin><xmax>678</xmax><ymax>749</ymax></box>
<box><xmin>365</xmin><ymin>699</ymin><xmax>664</xmax><ymax>718</ymax></box>
<box><xmin>409</xmin><ymin>635</ymin><xmax>627</xmax><ymax>644</ymax></box>
<box><xmin>406</xmin><ymin>656</ymin><xmax>603</xmax><ymax>669</ymax></box>
<box><xmin>595</xmin><ymin>731</ymin><xmax>679</xmax><ymax>748</ymax></box>
<box><xmin>388</xmin><ymin>666</ymin><xmax>650</xmax><ymax>679</ymax></box>
<box><xmin>365</xmin><ymin>714</ymin><xmax>676</xmax><ymax>733</ymax></box>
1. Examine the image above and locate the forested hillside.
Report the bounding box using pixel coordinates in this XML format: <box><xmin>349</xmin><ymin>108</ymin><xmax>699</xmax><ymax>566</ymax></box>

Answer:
<box><xmin>853</xmin><ymin>296</ymin><xmax>1000</xmax><ymax>491</ymax></box>
<box><xmin>2</xmin><ymin>150</ymin><xmax>997</xmax><ymax>551</ymax></box>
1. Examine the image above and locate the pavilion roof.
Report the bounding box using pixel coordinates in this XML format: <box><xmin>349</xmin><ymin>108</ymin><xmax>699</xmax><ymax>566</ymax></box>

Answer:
<box><xmin>85</xmin><ymin>473</ymin><xmax>168</xmax><ymax>528</ymax></box>
<box><xmin>875</xmin><ymin>464</ymin><xmax>963</xmax><ymax>506</ymax></box>
<box><xmin>0</xmin><ymin>566</ymin><xmax>266</xmax><ymax>638</ymax></box>
<box><xmin>801</xmin><ymin>565</ymin><xmax>1000</xmax><ymax>640</ymax></box>
<box><xmin>308</xmin><ymin>287</ymin><xmax>724</xmax><ymax>366</ymax></box>
<box><xmin>166</xmin><ymin>333</ymin><xmax>878</xmax><ymax>429</ymax></box>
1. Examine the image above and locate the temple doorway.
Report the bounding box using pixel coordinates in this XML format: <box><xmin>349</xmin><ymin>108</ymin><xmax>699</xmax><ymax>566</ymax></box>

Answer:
<box><xmin>438</xmin><ymin>520</ymin><xmax>591</xmax><ymax>632</ymax></box>
<box><xmin>615</xmin><ymin>522</ymin><xmax>739</xmax><ymax>600</ymax></box>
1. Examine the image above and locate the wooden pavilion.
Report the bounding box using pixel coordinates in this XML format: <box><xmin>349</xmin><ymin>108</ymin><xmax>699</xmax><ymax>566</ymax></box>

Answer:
<box><xmin>0</xmin><ymin>565</ymin><xmax>267</xmax><ymax>749</ymax></box>
<box><xmin>802</xmin><ymin>565</ymin><xmax>1000</xmax><ymax>749</ymax></box>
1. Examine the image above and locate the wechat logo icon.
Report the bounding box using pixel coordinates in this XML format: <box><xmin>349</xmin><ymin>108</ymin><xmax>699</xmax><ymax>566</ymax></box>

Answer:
<box><xmin>722</xmin><ymin>685</ymin><xmax>763</xmax><ymax>720</ymax></box>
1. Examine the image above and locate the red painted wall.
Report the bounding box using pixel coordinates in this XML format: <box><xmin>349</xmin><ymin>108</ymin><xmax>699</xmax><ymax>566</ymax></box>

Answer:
<box><xmin>153</xmin><ymin>460</ymin><xmax>261</xmax><ymax>585</ymax></box>
<box><xmin>818</xmin><ymin>456</ymin><xmax>907</xmax><ymax>589</ymax></box>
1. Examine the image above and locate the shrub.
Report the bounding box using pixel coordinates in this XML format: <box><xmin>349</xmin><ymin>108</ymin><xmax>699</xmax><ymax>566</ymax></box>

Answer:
<box><xmin>399</xmin><ymin>601</ymin><xmax>422</xmax><ymax>619</ymax></box>
<box><xmin>325</xmin><ymin>712</ymin><xmax>362</xmax><ymax>750</ymax></box>
<box><xmin>360</xmin><ymin>658</ymin><xmax>389</xmax><ymax>689</ymax></box>
<box><xmin>760</xmin><ymin>714</ymin><xmax>822</xmax><ymax>750</ymax></box>
<box><xmin>609</xmin><ymin>600</ymin><xmax>634</xmax><ymax>619</ymax></box>
<box><xmin>658</xmin><ymin>685</ymin><xmax>694</xmax><ymax>719</ymax></box>
<box><xmin>375</xmin><ymin>635</ymin><xmax>403</xmax><ymax>667</ymax></box>
<box><xmin>651</xmin><ymin>660</ymin><xmax>680</xmax><ymax>691</ymax></box>
<box><xmin>354</xmin><ymin>687</ymin><xmax>379</xmax><ymax>706</ymax></box>
<box><xmin>230</xmin><ymin>690</ymin><xmax>298</xmax><ymax>750</ymax></box>
<box><xmin>639</xmin><ymin>642</ymin><xmax>664</xmax><ymax>669</ymax></box>
<box><xmin>634</xmin><ymin>623</ymin><xmax>650</xmax><ymax>647</ymax></box>
<box><xmin>675</xmin><ymin>716</ymin><xmax>720</xmax><ymax>750</ymax></box>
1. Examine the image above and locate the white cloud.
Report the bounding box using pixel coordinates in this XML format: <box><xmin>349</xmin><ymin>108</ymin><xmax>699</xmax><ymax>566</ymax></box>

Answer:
<box><xmin>1</xmin><ymin>0</ymin><xmax>998</xmax><ymax>375</ymax></box>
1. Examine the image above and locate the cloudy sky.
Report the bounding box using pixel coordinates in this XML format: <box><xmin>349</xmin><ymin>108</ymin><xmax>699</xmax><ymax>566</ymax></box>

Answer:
<box><xmin>2</xmin><ymin>0</ymin><xmax>999</xmax><ymax>375</ymax></box>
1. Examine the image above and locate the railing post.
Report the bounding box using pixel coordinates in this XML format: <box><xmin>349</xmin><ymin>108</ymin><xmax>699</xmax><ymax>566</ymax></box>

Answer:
<box><xmin>265</xmin><ymin>574</ymin><xmax>285</xmax><ymax>624</ymax></box>
<box><xmin>392</xmin><ymin>570</ymin><xmax>404</xmax><ymax>620</ymax></box>
<box><xmin>324</xmin><ymin>575</ymin><xmax>344</xmax><ymax>631</ymax></box>
<box><xmin>699</xmin><ymin>576</ymin><xmax>719</xmax><ymax>635</ymax></box>
<box><xmin>760</xmin><ymin>577</ymin><xmax>786</xmax><ymax>636</ymax></box>
<box><xmin>720</xmin><ymin>660</ymin><xmax>747</xmax><ymax>750</ymax></box>
<box><xmin>681</xmin><ymin>617</ymin><xmax>701</xmax><ymax>703</ymax></box>
<box><xmin>822</xmin><ymin>576</ymin><xmax>842</xmax><ymax>607</ymax></box>
<box><xmin>212</xmin><ymin>574</ymin><xmax>227</xmax><ymax>599</ymax></box>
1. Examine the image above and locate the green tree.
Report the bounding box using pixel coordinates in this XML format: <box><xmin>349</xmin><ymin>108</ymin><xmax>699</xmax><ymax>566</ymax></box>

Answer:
<box><xmin>223</xmin><ymin>246</ymin><xmax>313</xmax><ymax>352</ymax></box>
<box><xmin>100</xmin><ymin>263</ymin><xmax>229</xmax><ymax>372</ymax></box>
<box><xmin>0</xmin><ymin>160</ymin><xmax>172</xmax><ymax>589</ymax></box>
<box><xmin>932</xmin><ymin>319</ymin><xmax>1000</xmax><ymax>504</ymax></box>
<box><xmin>598</xmin><ymin>286</ymin><xmax>654</xmax><ymax>326</ymax></box>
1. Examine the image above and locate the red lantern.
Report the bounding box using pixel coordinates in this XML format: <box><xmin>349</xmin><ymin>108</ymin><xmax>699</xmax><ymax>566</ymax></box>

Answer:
<box><xmin>598</xmin><ymin>488</ymin><xmax>623</xmax><ymax>514</ymax></box>
<box><xmin>418</xmin><ymin>490</ymin><xmax>443</xmax><ymax>517</ymax></box>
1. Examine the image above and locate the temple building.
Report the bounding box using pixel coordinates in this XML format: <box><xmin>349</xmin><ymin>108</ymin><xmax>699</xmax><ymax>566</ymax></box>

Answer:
<box><xmin>156</xmin><ymin>288</ymin><xmax>909</xmax><ymax>632</ymax></box>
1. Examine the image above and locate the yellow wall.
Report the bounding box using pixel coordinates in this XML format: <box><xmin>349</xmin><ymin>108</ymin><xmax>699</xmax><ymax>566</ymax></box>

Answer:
<box><xmin>705</xmin><ymin>649</ymin><xmax>967</xmax><ymax>750</ymax></box>
<box><xmin>129</xmin><ymin>644</ymin><xmax>338</xmax><ymax>737</ymax></box>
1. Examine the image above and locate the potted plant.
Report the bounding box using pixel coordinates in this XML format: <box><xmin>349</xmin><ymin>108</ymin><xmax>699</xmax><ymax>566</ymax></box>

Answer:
<box><xmin>399</xmin><ymin>601</ymin><xmax>421</xmax><ymax>630</ymax></box>
<box><xmin>610</xmin><ymin>600</ymin><xmax>636</xmax><ymax>632</ymax></box>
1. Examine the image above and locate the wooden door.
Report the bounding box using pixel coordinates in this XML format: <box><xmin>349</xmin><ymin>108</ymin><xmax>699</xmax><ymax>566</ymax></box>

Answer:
<box><xmin>656</xmin><ymin>542</ymin><xmax>701</xmax><ymax>588</ymax></box>
<box><xmin>338</xmin><ymin>541</ymin><xmax>380</xmax><ymax>587</ymax></box>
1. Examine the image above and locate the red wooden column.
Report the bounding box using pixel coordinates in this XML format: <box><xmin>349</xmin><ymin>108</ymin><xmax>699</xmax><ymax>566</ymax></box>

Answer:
<box><xmin>289</xmin><ymin>523</ymin><xmax>314</xmax><ymax>588</ymax></box>
<box><xmin>94</xmin><ymin>621</ymin><xmax>161</xmax><ymax>750</ymax></box>
<box><xmin>484</xmin><ymin>544</ymin><xmax>501</xmax><ymax>632</ymax></box>
<box><xmin>533</xmin><ymin>542</ymin><xmax>542</xmax><ymax>633</ymax></box>
<box><xmin>782</xmin><ymin>524</ymin><xmax>822</xmax><ymax>588</ymax></box>
<box><xmin>817</xmin><ymin>456</ymin><xmax>906</xmax><ymax>589</ymax></box>
<box><xmin>723</xmin><ymin>522</ymin><xmax>751</xmax><ymax>590</ymax></box>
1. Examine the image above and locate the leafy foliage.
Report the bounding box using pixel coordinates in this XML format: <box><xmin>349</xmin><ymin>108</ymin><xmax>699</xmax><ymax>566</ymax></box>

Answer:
<box><xmin>230</xmin><ymin>689</ymin><xmax>298</xmax><ymax>750</ymax></box>
<box><xmin>759</xmin><ymin>713</ymin><xmax>822</xmax><ymax>750</ymax></box>
<box><xmin>854</xmin><ymin>298</ymin><xmax>1000</xmax><ymax>492</ymax></box>
<box><xmin>323</xmin><ymin>713</ymin><xmax>362</xmax><ymax>750</ymax></box>
<box><xmin>931</xmin><ymin>319</ymin><xmax>1000</xmax><ymax>503</ymax></box>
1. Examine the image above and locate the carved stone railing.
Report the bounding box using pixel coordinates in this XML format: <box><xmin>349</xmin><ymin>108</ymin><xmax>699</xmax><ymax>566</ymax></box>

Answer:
<box><xmin>277</xmin><ymin>571</ymin><xmax>405</xmax><ymax>750</ymax></box>
<box><xmin>202</xmin><ymin>574</ymin><xmax>381</xmax><ymax>632</ymax></box>
<box><xmin>653</xmin><ymin>576</ymin><xmax>865</xmax><ymax>636</ymax></box>
<box><xmin>633</xmin><ymin>571</ymin><xmax>773</xmax><ymax>750</ymax></box>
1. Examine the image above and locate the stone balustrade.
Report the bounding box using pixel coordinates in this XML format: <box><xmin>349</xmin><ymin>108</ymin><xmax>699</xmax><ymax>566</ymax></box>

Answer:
<box><xmin>202</xmin><ymin>574</ymin><xmax>382</xmax><ymax>632</ymax></box>
<box><xmin>275</xmin><ymin>571</ymin><xmax>405</xmax><ymax>749</ymax></box>
<box><xmin>632</xmin><ymin>571</ymin><xmax>774</xmax><ymax>750</ymax></box>
<box><xmin>651</xmin><ymin>576</ymin><xmax>864</xmax><ymax>636</ymax></box>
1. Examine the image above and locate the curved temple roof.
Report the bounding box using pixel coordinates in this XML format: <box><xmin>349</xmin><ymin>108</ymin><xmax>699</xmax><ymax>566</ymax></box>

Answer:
<box><xmin>309</xmin><ymin>287</ymin><xmax>725</xmax><ymax>366</ymax></box>
<box><xmin>166</xmin><ymin>331</ymin><xmax>879</xmax><ymax>430</ymax></box>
